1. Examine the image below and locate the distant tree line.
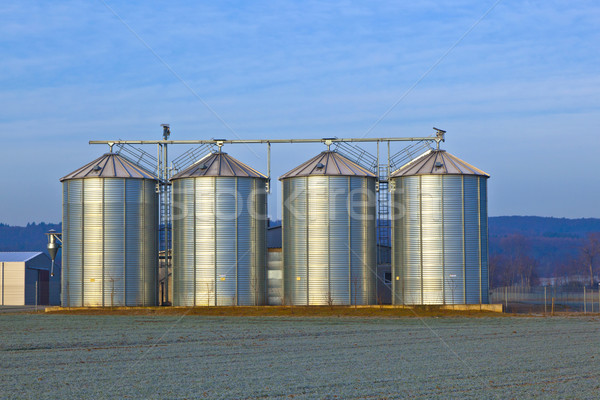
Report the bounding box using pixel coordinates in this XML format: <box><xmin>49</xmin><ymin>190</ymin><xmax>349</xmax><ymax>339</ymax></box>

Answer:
<box><xmin>0</xmin><ymin>222</ymin><xmax>62</xmax><ymax>255</ymax></box>
<box><xmin>2</xmin><ymin>219</ymin><xmax>599</xmax><ymax>289</ymax></box>
<box><xmin>490</xmin><ymin>233</ymin><xmax>600</xmax><ymax>288</ymax></box>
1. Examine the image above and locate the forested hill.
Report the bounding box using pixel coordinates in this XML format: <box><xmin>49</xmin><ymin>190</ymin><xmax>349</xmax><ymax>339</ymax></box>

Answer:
<box><xmin>489</xmin><ymin>216</ymin><xmax>600</xmax><ymax>278</ymax></box>
<box><xmin>0</xmin><ymin>222</ymin><xmax>62</xmax><ymax>254</ymax></box>
<box><xmin>2</xmin><ymin>217</ymin><xmax>599</xmax><ymax>278</ymax></box>
<box><xmin>489</xmin><ymin>216</ymin><xmax>600</xmax><ymax>238</ymax></box>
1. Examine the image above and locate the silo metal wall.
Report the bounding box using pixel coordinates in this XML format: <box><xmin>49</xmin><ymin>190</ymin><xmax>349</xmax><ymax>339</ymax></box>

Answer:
<box><xmin>172</xmin><ymin>177</ymin><xmax>267</xmax><ymax>306</ymax></box>
<box><xmin>282</xmin><ymin>176</ymin><xmax>376</xmax><ymax>305</ymax></box>
<box><xmin>391</xmin><ymin>175</ymin><xmax>489</xmax><ymax>305</ymax></box>
<box><xmin>62</xmin><ymin>178</ymin><xmax>158</xmax><ymax>307</ymax></box>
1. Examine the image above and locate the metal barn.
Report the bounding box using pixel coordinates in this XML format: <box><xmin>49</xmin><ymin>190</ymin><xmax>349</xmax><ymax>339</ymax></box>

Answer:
<box><xmin>0</xmin><ymin>252</ymin><xmax>60</xmax><ymax>306</ymax></box>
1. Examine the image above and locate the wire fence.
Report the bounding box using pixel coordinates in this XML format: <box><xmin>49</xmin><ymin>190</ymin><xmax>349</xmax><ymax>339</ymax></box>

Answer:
<box><xmin>30</xmin><ymin>281</ymin><xmax>61</xmax><ymax>308</ymax></box>
<box><xmin>0</xmin><ymin>281</ymin><xmax>60</xmax><ymax>310</ymax></box>
<box><xmin>10</xmin><ymin>280</ymin><xmax>600</xmax><ymax>314</ymax></box>
<box><xmin>490</xmin><ymin>284</ymin><xmax>600</xmax><ymax>314</ymax></box>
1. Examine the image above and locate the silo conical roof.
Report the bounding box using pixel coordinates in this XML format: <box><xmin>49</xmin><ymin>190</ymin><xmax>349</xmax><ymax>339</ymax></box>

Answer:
<box><xmin>279</xmin><ymin>151</ymin><xmax>376</xmax><ymax>180</ymax></box>
<box><xmin>170</xmin><ymin>152</ymin><xmax>267</xmax><ymax>180</ymax></box>
<box><xmin>391</xmin><ymin>150</ymin><xmax>489</xmax><ymax>178</ymax></box>
<box><xmin>60</xmin><ymin>153</ymin><xmax>157</xmax><ymax>181</ymax></box>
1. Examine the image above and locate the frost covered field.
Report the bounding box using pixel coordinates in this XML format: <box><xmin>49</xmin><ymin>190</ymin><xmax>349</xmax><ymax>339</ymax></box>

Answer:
<box><xmin>1</xmin><ymin>315</ymin><xmax>599</xmax><ymax>399</ymax></box>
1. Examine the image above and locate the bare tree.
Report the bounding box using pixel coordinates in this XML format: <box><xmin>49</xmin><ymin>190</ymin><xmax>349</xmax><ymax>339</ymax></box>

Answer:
<box><xmin>325</xmin><ymin>291</ymin><xmax>334</xmax><ymax>308</ymax></box>
<box><xmin>580</xmin><ymin>233</ymin><xmax>600</xmax><ymax>287</ymax></box>
<box><xmin>489</xmin><ymin>254</ymin><xmax>506</xmax><ymax>288</ymax></box>
<box><xmin>110</xmin><ymin>276</ymin><xmax>115</xmax><ymax>309</ymax></box>
<box><xmin>352</xmin><ymin>276</ymin><xmax>361</xmax><ymax>308</ymax></box>
<box><xmin>490</xmin><ymin>235</ymin><xmax>539</xmax><ymax>288</ymax></box>
<box><xmin>553</xmin><ymin>257</ymin><xmax>585</xmax><ymax>286</ymax></box>
<box><xmin>205</xmin><ymin>280</ymin><xmax>215</xmax><ymax>306</ymax></box>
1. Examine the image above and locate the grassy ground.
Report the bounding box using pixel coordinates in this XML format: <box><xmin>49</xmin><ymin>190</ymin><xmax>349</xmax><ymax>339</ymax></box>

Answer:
<box><xmin>1</xmin><ymin>313</ymin><xmax>599</xmax><ymax>399</ymax></box>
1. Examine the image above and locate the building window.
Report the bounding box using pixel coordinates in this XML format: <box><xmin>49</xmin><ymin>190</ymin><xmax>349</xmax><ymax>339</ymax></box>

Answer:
<box><xmin>384</xmin><ymin>272</ymin><xmax>392</xmax><ymax>284</ymax></box>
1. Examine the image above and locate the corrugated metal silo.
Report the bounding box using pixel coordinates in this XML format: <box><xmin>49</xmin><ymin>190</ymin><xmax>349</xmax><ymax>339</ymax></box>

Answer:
<box><xmin>60</xmin><ymin>153</ymin><xmax>158</xmax><ymax>307</ymax></box>
<box><xmin>171</xmin><ymin>152</ymin><xmax>268</xmax><ymax>306</ymax></box>
<box><xmin>391</xmin><ymin>150</ymin><xmax>489</xmax><ymax>305</ymax></box>
<box><xmin>281</xmin><ymin>151</ymin><xmax>377</xmax><ymax>305</ymax></box>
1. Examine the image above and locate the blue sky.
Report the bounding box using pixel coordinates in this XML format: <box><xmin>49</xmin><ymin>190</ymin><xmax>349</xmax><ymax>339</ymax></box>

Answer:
<box><xmin>1</xmin><ymin>0</ymin><xmax>599</xmax><ymax>225</ymax></box>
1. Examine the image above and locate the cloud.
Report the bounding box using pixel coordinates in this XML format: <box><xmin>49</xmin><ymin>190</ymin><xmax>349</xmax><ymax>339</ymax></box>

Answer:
<box><xmin>1</xmin><ymin>0</ymin><xmax>600</xmax><ymax>224</ymax></box>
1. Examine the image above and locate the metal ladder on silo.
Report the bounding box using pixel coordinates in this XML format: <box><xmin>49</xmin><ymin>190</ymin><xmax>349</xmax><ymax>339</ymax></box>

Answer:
<box><xmin>389</xmin><ymin>140</ymin><xmax>433</xmax><ymax>172</ymax></box>
<box><xmin>171</xmin><ymin>144</ymin><xmax>215</xmax><ymax>175</ymax></box>
<box><xmin>326</xmin><ymin>139</ymin><xmax>435</xmax><ymax>266</ymax></box>
<box><xmin>113</xmin><ymin>139</ymin><xmax>172</xmax><ymax>304</ymax></box>
<box><xmin>332</xmin><ymin>141</ymin><xmax>392</xmax><ymax>265</ymax></box>
<box><xmin>377</xmin><ymin>165</ymin><xmax>391</xmax><ymax>264</ymax></box>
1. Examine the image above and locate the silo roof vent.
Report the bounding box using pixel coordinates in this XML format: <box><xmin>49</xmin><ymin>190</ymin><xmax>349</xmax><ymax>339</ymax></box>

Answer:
<box><xmin>391</xmin><ymin>150</ymin><xmax>489</xmax><ymax>178</ymax></box>
<box><xmin>280</xmin><ymin>151</ymin><xmax>376</xmax><ymax>179</ymax></box>
<box><xmin>171</xmin><ymin>152</ymin><xmax>267</xmax><ymax>179</ymax></box>
<box><xmin>60</xmin><ymin>153</ymin><xmax>157</xmax><ymax>181</ymax></box>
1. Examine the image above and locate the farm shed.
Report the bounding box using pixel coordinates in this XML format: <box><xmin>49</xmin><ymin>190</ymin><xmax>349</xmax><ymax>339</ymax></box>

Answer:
<box><xmin>0</xmin><ymin>252</ymin><xmax>61</xmax><ymax>306</ymax></box>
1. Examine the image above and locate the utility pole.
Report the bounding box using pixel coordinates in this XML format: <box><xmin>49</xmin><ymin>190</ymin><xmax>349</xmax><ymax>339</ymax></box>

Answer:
<box><xmin>160</xmin><ymin>124</ymin><xmax>171</xmax><ymax>306</ymax></box>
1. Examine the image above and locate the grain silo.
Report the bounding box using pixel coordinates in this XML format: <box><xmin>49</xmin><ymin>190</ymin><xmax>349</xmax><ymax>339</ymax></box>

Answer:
<box><xmin>171</xmin><ymin>151</ymin><xmax>268</xmax><ymax>306</ymax></box>
<box><xmin>281</xmin><ymin>151</ymin><xmax>377</xmax><ymax>306</ymax></box>
<box><xmin>390</xmin><ymin>149</ymin><xmax>489</xmax><ymax>305</ymax></box>
<box><xmin>60</xmin><ymin>153</ymin><xmax>158</xmax><ymax>307</ymax></box>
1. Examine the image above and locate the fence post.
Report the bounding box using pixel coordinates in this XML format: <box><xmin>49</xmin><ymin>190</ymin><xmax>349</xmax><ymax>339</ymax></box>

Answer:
<box><xmin>551</xmin><ymin>297</ymin><xmax>554</xmax><ymax>316</ymax></box>
<box><xmin>544</xmin><ymin>286</ymin><xmax>547</xmax><ymax>315</ymax></box>
<box><xmin>35</xmin><ymin>281</ymin><xmax>38</xmax><ymax>312</ymax></box>
<box><xmin>505</xmin><ymin>286</ymin><xmax>508</xmax><ymax>311</ymax></box>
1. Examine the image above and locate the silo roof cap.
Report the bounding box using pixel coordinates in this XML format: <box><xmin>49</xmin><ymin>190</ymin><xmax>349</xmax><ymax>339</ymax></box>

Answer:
<box><xmin>279</xmin><ymin>151</ymin><xmax>376</xmax><ymax>180</ymax></box>
<box><xmin>391</xmin><ymin>150</ymin><xmax>489</xmax><ymax>178</ymax></box>
<box><xmin>170</xmin><ymin>151</ymin><xmax>267</xmax><ymax>180</ymax></box>
<box><xmin>60</xmin><ymin>153</ymin><xmax>157</xmax><ymax>181</ymax></box>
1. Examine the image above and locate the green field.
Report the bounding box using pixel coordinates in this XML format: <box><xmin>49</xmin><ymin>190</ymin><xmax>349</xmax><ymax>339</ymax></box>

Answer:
<box><xmin>1</xmin><ymin>314</ymin><xmax>598</xmax><ymax>399</ymax></box>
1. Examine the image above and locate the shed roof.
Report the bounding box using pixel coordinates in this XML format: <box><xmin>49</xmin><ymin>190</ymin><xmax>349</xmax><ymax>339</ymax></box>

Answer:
<box><xmin>171</xmin><ymin>152</ymin><xmax>267</xmax><ymax>180</ymax></box>
<box><xmin>391</xmin><ymin>150</ymin><xmax>489</xmax><ymax>178</ymax></box>
<box><xmin>0</xmin><ymin>252</ymin><xmax>45</xmax><ymax>262</ymax></box>
<box><xmin>279</xmin><ymin>151</ymin><xmax>376</xmax><ymax>180</ymax></box>
<box><xmin>60</xmin><ymin>153</ymin><xmax>157</xmax><ymax>181</ymax></box>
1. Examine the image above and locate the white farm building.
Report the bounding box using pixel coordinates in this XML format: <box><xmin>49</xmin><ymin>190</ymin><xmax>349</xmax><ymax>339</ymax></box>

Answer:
<box><xmin>0</xmin><ymin>252</ymin><xmax>61</xmax><ymax>306</ymax></box>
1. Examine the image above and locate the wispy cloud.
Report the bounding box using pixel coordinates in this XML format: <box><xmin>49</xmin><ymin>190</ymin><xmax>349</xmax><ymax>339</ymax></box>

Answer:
<box><xmin>0</xmin><ymin>0</ymin><xmax>599</xmax><ymax>224</ymax></box>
